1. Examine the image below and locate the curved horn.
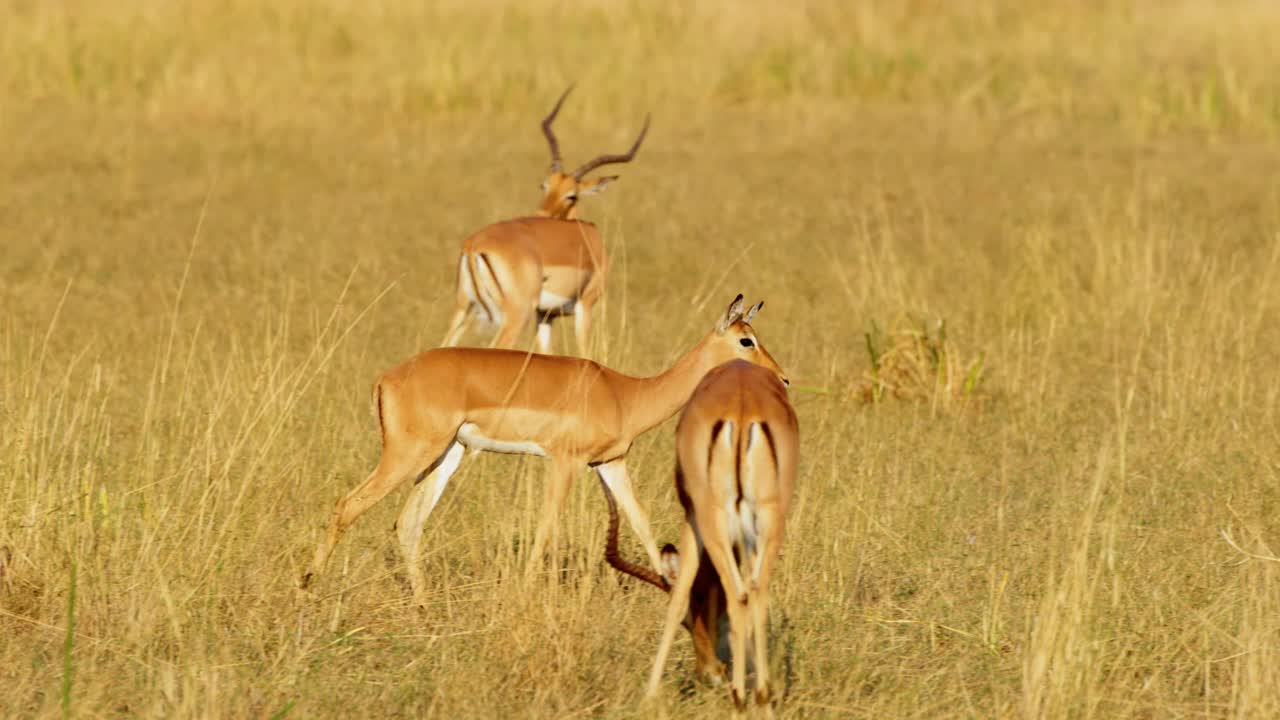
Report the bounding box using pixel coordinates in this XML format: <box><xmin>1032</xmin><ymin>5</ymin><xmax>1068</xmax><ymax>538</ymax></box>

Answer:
<box><xmin>598</xmin><ymin>475</ymin><xmax>670</xmax><ymax>592</ymax></box>
<box><xmin>542</xmin><ymin>85</ymin><xmax>574</xmax><ymax>171</ymax></box>
<box><xmin>572</xmin><ymin>114</ymin><xmax>650</xmax><ymax>180</ymax></box>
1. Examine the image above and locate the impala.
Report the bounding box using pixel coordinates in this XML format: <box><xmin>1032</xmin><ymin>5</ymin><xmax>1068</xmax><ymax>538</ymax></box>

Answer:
<box><xmin>301</xmin><ymin>296</ymin><xmax>787</xmax><ymax>607</ymax></box>
<box><xmin>604</xmin><ymin>359</ymin><xmax>799</xmax><ymax>712</ymax></box>
<box><xmin>441</xmin><ymin>86</ymin><xmax>649</xmax><ymax>355</ymax></box>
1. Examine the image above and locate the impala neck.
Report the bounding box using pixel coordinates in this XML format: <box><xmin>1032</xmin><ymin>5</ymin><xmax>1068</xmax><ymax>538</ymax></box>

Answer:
<box><xmin>618</xmin><ymin>334</ymin><xmax>720</xmax><ymax>440</ymax></box>
<box><xmin>538</xmin><ymin>203</ymin><xmax>580</xmax><ymax>221</ymax></box>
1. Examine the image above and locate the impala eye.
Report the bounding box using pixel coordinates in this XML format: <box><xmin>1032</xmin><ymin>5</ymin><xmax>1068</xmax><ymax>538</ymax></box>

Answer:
<box><xmin>739</xmin><ymin>338</ymin><xmax>755</xmax><ymax>348</ymax></box>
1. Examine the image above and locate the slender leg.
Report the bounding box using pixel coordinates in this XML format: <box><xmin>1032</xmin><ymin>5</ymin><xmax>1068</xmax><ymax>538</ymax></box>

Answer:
<box><xmin>750</xmin><ymin>586</ymin><xmax>773</xmax><ymax>712</ymax></box>
<box><xmin>726</xmin><ymin>595</ymin><xmax>749</xmax><ymax>713</ymax></box>
<box><xmin>750</xmin><ymin>507</ymin><xmax>783</xmax><ymax>709</ymax></box>
<box><xmin>695</xmin><ymin>507</ymin><xmax>751</xmax><ymax>711</ymax></box>
<box><xmin>536</xmin><ymin>321</ymin><xmax>552</xmax><ymax>353</ymax></box>
<box><xmin>441</xmin><ymin>302</ymin><xmax>473</xmax><ymax>347</ymax></box>
<box><xmin>595</xmin><ymin>460</ymin><xmax>662</xmax><ymax>573</ymax></box>
<box><xmin>526</xmin><ymin>457</ymin><xmax>576</xmax><ymax>575</ymax></box>
<box><xmin>645</xmin><ymin>523</ymin><xmax>700</xmax><ymax>698</ymax></box>
<box><xmin>303</xmin><ymin>441</ymin><xmax>435</xmax><ymax>589</ymax></box>
<box><xmin>396</xmin><ymin>442</ymin><xmax>466</xmax><ymax>606</ymax></box>
<box><xmin>491</xmin><ymin>301</ymin><xmax>534</xmax><ymax>350</ymax></box>
<box><xmin>694</xmin><ymin>504</ymin><xmax>749</xmax><ymax>604</ymax></box>
<box><xmin>573</xmin><ymin>304</ymin><xmax>592</xmax><ymax>357</ymax></box>
<box><xmin>477</xmin><ymin>250</ymin><xmax>540</xmax><ymax>351</ymax></box>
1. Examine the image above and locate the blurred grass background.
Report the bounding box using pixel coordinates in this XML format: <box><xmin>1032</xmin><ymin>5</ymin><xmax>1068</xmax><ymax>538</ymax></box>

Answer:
<box><xmin>2</xmin><ymin>0</ymin><xmax>1280</xmax><ymax>717</ymax></box>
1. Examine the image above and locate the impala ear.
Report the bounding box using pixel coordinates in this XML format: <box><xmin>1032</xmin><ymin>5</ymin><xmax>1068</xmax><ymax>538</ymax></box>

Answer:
<box><xmin>660</xmin><ymin>543</ymin><xmax>681</xmax><ymax>588</ymax></box>
<box><xmin>743</xmin><ymin>301</ymin><xmax>763</xmax><ymax>324</ymax></box>
<box><xmin>717</xmin><ymin>294</ymin><xmax>745</xmax><ymax>333</ymax></box>
<box><xmin>579</xmin><ymin>175</ymin><xmax>617</xmax><ymax>195</ymax></box>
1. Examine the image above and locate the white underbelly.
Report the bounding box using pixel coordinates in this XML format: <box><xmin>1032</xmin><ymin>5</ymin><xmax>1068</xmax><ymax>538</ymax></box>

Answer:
<box><xmin>537</xmin><ymin>290</ymin><xmax>576</xmax><ymax>314</ymax></box>
<box><xmin>456</xmin><ymin>422</ymin><xmax>547</xmax><ymax>456</ymax></box>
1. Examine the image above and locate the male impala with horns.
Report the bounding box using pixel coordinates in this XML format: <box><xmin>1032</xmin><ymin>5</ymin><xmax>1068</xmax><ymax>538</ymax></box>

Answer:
<box><xmin>441</xmin><ymin>86</ymin><xmax>648</xmax><ymax>355</ymax></box>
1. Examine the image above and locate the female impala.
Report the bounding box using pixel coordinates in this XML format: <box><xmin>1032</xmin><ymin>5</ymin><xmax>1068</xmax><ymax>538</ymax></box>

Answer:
<box><xmin>605</xmin><ymin>359</ymin><xmax>799</xmax><ymax>713</ymax></box>
<box><xmin>301</xmin><ymin>296</ymin><xmax>787</xmax><ymax>607</ymax></box>
<box><xmin>441</xmin><ymin>86</ymin><xmax>649</xmax><ymax>355</ymax></box>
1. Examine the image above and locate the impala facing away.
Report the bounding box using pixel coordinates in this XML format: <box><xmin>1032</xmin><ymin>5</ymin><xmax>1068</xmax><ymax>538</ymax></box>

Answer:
<box><xmin>301</xmin><ymin>296</ymin><xmax>787</xmax><ymax>607</ymax></box>
<box><xmin>441</xmin><ymin>86</ymin><xmax>649</xmax><ymax>355</ymax></box>
<box><xmin>605</xmin><ymin>359</ymin><xmax>799</xmax><ymax>713</ymax></box>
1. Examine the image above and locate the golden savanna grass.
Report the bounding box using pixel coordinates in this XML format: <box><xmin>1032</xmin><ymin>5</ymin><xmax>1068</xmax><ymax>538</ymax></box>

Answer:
<box><xmin>3</xmin><ymin>0</ymin><xmax>1280</xmax><ymax>716</ymax></box>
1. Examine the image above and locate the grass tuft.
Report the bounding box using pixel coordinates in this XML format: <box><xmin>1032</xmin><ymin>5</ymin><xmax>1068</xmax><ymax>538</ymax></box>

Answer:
<box><xmin>852</xmin><ymin>318</ymin><xmax>987</xmax><ymax>409</ymax></box>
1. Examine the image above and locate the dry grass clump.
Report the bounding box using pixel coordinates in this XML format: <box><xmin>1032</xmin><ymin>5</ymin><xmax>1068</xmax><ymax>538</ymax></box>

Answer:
<box><xmin>851</xmin><ymin>319</ymin><xmax>986</xmax><ymax>408</ymax></box>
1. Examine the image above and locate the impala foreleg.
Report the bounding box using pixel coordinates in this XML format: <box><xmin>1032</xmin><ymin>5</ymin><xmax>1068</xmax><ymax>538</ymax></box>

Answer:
<box><xmin>395</xmin><ymin>441</ymin><xmax>466</xmax><ymax>606</ymax></box>
<box><xmin>595</xmin><ymin>460</ymin><xmax>662</xmax><ymax>572</ymax></box>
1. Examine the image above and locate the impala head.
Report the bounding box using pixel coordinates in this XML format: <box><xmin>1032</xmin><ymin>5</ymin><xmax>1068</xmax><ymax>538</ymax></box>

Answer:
<box><xmin>706</xmin><ymin>294</ymin><xmax>789</xmax><ymax>387</ymax></box>
<box><xmin>537</xmin><ymin>85</ymin><xmax>650</xmax><ymax>220</ymax></box>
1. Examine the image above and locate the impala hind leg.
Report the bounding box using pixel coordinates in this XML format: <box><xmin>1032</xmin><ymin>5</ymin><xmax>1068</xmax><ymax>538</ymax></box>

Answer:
<box><xmin>303</xmin><ymin>441</ymin><xmax>434</xmax><ymax>590</ymax></box>
<box><xmin>749</xmin><ymin>507</ymin><xmax>783</xmax><ymax>710</ymax></box>
<box><xmin>536</xmin><ymin>321</ymin><xmax>552</xmax><ymax>353</ymax></box>
<box><xmin>573</xmin><ymin>304</ymin><xmax>592</xmax><ymax>357</ymax></box>
<box><xmin>695</xmin><ymin>510</ymin><xmax>751</xmax><ymax>711</ymax></box>
<box><xmin>750</xmin><ymin>581</ymin><xmax>774</xmax><ymax>713</ymax></box>
<box><xmin>491</xmin><ymin>300</ymin><xmax>536</xmax><ymax>351</ymax></box>
<box><xmin>441</xmin><ymin>301</ymin><xmax>473</xmax><ymax>347</ymax></box>
<box><xmin>473</xmin><ymin>250</ymin><xmax>541</xmax><ymax>351</ymax></box>
<box><xmin>526</xmin><ymin>457</ymin><xmax>576</xmax><ymax>577</ymax></box>
<box><xmin>395</xmin><ymin>441</ymin><xmax>466</xmax><ymax>606</ymax></box>
<box><xmin>645</xmin><ymin>523</ymin><xmax>700</xmax><ymax>698</ymax></box>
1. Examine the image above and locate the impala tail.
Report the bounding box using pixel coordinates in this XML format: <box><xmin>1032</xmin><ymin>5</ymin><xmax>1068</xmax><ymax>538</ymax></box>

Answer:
<box><xmin>709</xmin><ymin>417</ymin><xmax>780</xmax><ymax>590</ymax></box>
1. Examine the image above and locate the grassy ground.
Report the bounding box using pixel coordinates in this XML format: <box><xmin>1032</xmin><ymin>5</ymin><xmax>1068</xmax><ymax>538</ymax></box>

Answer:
<box><xmin>3</xmin><ymin>1</ymin><xmax>1280</xmax><ymax>717</ymax></box>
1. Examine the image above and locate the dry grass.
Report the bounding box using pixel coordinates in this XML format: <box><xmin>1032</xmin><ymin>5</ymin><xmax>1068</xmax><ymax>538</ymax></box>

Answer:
<box><xmin>2</xmin><ymin>0</ymin><xmax>1280</xmax><ymax>717</ymax></box>
<box><xmin>849</xmin><ymin>318</ymin><xmax>987</xmax><ymax>408</ymax></box>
